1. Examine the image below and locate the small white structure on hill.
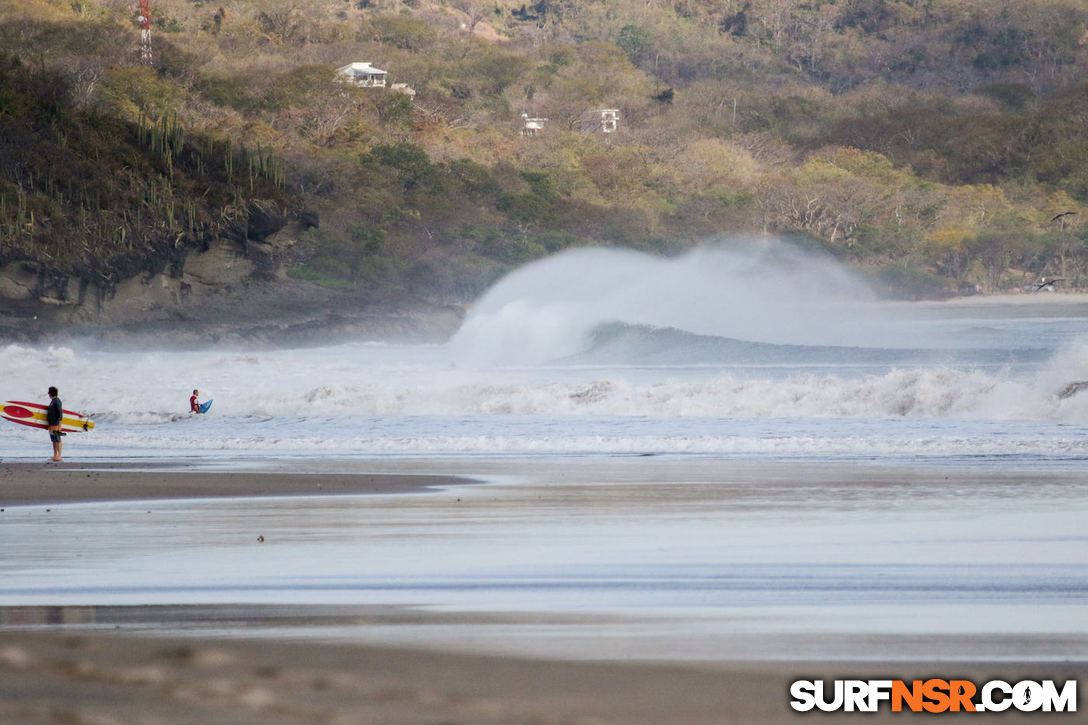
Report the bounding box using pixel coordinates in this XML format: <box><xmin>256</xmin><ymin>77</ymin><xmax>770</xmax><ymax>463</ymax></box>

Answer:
<box><xmin>577</xmin><ymin>109</ymin><xmax>620</xmax><ymax>134</ymax></box>
<box><xmin>337</xmin><ymin>62</ymin><xmax>387</xmax><ymax>88</ymax></box>
<box><xmin>521</xmin><ymin>113</ymin><xmax>547</xmax><ymax>136</ymax></box>
<box><xmin>598</xmin><ymin>108</ymin><xmax>619</xmax><ymax>133</ymax></box>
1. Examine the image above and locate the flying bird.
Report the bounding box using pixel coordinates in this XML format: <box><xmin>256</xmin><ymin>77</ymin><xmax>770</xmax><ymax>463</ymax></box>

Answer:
<box><xmin>1035</xmin><ymin>277</ymin><xmax>1064</xmax><ymax>291</ymax></box>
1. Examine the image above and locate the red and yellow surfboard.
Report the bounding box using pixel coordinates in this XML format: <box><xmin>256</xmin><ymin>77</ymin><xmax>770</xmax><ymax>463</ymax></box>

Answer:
<box><xmin>0</xmin><ymin>401</ymin><xmax>95</xmax><ymax>432</ymax></box>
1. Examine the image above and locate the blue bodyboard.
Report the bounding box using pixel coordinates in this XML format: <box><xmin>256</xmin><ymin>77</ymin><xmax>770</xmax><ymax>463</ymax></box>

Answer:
<box><xmin>198</xmin><ymin>399</ymin><xmax>213</xmax><ymax>414</ymax></box>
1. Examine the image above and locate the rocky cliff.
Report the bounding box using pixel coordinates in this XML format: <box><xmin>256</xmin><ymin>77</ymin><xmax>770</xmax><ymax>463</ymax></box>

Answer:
<box><xmin>0</xmin><ymin>205</ymin><xmax>463</xmax><ymax>346</ymax></box>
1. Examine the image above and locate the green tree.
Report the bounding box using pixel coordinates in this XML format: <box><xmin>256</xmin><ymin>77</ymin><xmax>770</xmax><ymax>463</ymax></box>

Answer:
<box><xmin>616</xmin><ymin>24</ymin><xmax>652</xmax><ymax>65</ymax></box>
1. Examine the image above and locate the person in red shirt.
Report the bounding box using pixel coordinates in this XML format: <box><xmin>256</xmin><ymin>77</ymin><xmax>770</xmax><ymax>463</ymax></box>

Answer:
<box><xmin>190</xmin><ymin>389</ymin><xmax>203</xmax><ymax>414</ymax></box>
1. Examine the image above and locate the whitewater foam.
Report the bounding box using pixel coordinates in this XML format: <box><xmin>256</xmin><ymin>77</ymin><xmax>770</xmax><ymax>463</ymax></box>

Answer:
<box><xmin>448</xmin><ymin>243</ymin><xmax>906</xmax><ymax>365</ymax></box>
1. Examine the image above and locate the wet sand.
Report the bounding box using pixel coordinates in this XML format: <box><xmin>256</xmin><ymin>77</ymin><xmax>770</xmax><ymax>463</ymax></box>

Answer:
<box><xmin>1</xmin><ymin>631</ymin><xmax>1082</xmax><ymax>724</ymax></box>
<box><xmin>0</xmin><ymin>462</ymin><xmax>466</xmax><ymax>507</ymax></box>
<box><xmin>1</xmin><ymin>461</ymin><xmax>1084</xmax><ymax>723</ymax></box>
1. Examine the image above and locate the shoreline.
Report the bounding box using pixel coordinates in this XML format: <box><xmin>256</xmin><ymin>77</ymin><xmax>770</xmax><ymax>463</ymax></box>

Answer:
<box><xmin>6</xmin><ymin>455</ymin><xmax>1088</xmax><ymax>507</ymax></box>
<box><xmin>0</xmin><ymin>461</ymin><xmax>470</xmax><ymax>507</ymax></box>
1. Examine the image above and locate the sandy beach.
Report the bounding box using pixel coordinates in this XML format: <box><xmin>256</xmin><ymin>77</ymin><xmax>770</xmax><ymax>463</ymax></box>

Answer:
<box><xmin>2</xmin><ymin>630</ymin><xmax>1082</xmax><ymax>725</ymax></box>
<box><xmin>0</xmin><ymin>463</ymin><xmax>780</xmax><ymax>724</ymax></box>
<box><xmin>0</xmin><ymin>461</ymin><xmax>1084</xmax><ymax>723</ymax></box>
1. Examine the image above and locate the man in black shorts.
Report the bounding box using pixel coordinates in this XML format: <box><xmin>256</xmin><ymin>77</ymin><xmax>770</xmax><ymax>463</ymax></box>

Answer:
<box><xmin>46</xmin><ymin>386</ymin><xmax>63</xmax><ymax>462</ymax></box>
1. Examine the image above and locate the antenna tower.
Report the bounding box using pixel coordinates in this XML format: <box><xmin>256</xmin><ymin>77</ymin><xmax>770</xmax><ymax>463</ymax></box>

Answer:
<box><xmin>137</xmin><ymin>0</ymin><xmax>152</xmax><ymax>64</ymax></box>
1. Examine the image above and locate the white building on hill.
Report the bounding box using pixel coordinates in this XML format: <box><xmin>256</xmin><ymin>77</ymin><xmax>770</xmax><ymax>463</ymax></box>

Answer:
<box><xmin>337</xmin><ymin>62</ymin><xmax>387</xmax><ymax>88</ymax></box>
<box><xmin>576</xmin><ymin>108</ymin><xmax>620</xmax><ymax>133</ymax></box>
<box><xmin>521</xmin><ymin>113</ymin><xmax>547</xmax><ymax>136</ymax></box>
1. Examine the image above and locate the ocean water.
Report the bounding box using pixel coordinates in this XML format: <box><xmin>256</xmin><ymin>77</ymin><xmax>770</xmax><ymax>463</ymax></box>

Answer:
<box><xmin>2</xmin><ymin>243</ymin><xmax>1088</xmax><ymax>660</ymax></box>
<box><xmin>3</xmin><ymin>244</ymin><xmax>1088</xmax><ymax>465</ymax></box>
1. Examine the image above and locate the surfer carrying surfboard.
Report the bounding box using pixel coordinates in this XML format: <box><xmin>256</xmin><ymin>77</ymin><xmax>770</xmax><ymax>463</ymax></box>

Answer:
<box><xmin>47</xmin><ymin>386</ymin><xmax>63</xmax><ymax>461</ymax></box>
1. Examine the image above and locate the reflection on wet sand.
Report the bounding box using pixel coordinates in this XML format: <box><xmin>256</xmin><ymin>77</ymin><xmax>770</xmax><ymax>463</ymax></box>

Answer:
<box><xmin>1</xmin><ymin>606</ymin><xmax>97</xmax><ymax>627</ymax></box>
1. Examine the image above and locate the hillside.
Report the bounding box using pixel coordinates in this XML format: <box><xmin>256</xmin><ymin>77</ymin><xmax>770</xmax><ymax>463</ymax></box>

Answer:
<box><xmin>2</xmin><ymin>0</ymin><xmax>1088</xmax><ymax>340</ymax></box>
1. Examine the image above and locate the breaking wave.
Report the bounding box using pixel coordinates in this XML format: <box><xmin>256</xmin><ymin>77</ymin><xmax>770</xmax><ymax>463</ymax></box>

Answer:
<box><xmin>569</xmin><ymin>322</ymin><xmax>1049</xmax><ymax>368</ymax></box>
<box><xmin>447</xmin><ymin>242</ymin><xmax>899</xmax><ymax>365</ymax></box>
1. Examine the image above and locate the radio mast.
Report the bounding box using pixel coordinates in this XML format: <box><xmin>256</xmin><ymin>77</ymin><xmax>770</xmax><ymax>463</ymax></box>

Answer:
<box><xmin>137</xmin><ymin>0</ymin><xmax>152</xmax><ymax>64</ymax></box>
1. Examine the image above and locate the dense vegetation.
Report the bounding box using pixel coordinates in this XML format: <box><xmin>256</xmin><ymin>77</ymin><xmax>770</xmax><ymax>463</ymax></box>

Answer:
<box><xmin>2</xmin><ymin>0</ymin><xmax>1088</xmax><ymax>303</ymax></box>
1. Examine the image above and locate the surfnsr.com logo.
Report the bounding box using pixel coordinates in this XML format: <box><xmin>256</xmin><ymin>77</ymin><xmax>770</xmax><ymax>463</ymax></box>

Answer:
<box><xmin>790</xmin><ymin>679</ymin><xmax>1077</xmax><ymax>713</ymax></box>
